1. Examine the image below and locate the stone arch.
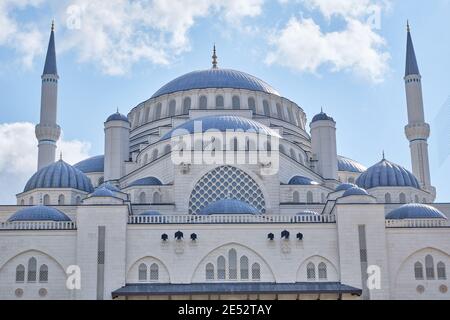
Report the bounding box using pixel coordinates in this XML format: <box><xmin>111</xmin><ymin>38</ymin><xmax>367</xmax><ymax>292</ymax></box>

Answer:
<box><xmin>296</xmin><ymin>255</ymin><xmax>339</xmax><ymax>282</ymax></box>
<box><xmin>127</xmin><ymin>256</ymin><xmax>171</xmax><ymax>283</ymax></box>
<box><xmin>190</xmin><ymin>242</ymin><xmax>276</xmax><ymax>283</ymax></box>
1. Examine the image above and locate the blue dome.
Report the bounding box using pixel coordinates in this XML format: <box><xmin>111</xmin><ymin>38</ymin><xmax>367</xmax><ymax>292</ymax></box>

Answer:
<box><xmin>338</xmin><ymin>156</ymin><xmax>367</xmax><ymax>173</ymax></box>
<box><xmin>356</xmin><ymin>159</ymin><xmax>421</xmax><ymax>190</ymax></box>
<box><xmin>24</xmin><ymin>160</ymin><xmax>94</xmax><ymax>193</ymax></box>
<box><xmin>160</xmin><ymin>115</ymin><xmax>281</xmax><ymax>141</ymax></box>
<box><xmin>74</xmin><ymin>155</ymin><xmax>104</xmax><ymax>173</ymax></box>
<box><xmin>106</xmin><ymin>112</ymin><xmax>129</xmax><ymax>122</ymax></box>
<box><xmin>151</xmin><ymin>69</ymin><xmax>280</xmax><ymax>99</ymax></box>
<box><xmin>335</xmin><ymin>183</ymin><xmax>358</xmax><ymax>192</ymax></box>
<box><xmin>128</xmin><ymin>177</ymin><xmax>163</xmax><ymax>187</ymax></box>
<box><xmin>343</xmin><ymin>187</ymin><xmax>369</xmax><ymax>197</ymax></box>
<box><xmin>140</xmin><ymin>210</ymin><xmax>161</xmax><ymax>216</ymax></box>
<box><xmin>8</xmin><ymin>206</ymin><xmax>71</xmax><ymax>222</ymax></box>
<box><xmin>91</xmin><ymin>187</ymin><xmax>115</xmax><ymax>197</ymax></box>
<box><xmin>98</xmin><ymin>182</ymin><xmax>120</xmax><ymax>192</ymax></box>
<box><xmin>386</xmin><ymin>204</ymin><xmax>447</xmax><ymax>220</ymax></box>
<box><xmin>288</xmin><ymin>176</ymin><xmax>319</xmax><ymax>185</ymax></box>
<box><xmin>199</xmin><ymin>199</ymin><xmax>259</xmax><ymax>215</ymax></box>
<box><xmin>296</xmin><ymin>210</ymin><xmax>319</xmax><ymax>216</ymax></box>
<box><xmin>311</xmin><ymin>112</ymin><xmax>334</xmax><ymax>123</ymax></box>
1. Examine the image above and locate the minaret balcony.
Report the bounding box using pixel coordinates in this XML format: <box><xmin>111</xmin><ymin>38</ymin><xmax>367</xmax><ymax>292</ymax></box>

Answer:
<box><xmin>405</xmin><ymin>122</ymin><xmax>430</xmax><ymax>141</ymax></box>
<box><xmin>35</xmin><ymin>123</ymin><xmax>61</xmax><ymax>141</ymax></box>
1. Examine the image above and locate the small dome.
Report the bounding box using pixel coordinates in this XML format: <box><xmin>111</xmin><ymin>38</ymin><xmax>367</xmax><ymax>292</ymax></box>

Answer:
<box><xmin>199</xmin><ymin>199</ymin><xmax>259</xmax><ymax>215</ymax></box>
<box><xmin>343</xmin><ymin>187</ymin><xmax>369</xmax><ymax>197</ymax></box>
<box><xmin>386</xmin><ymin>204</ymin><xmax>447</xmax><ymax>220</ymax></box>
<box><xmin>335</xmin><ymin>183</ymin><xmax>358</xmax><ymax>192</ymax></box>
<box><xmin>24</xmin><ymin>160</ymin><xmax>94</xmax><ymax>193</ymax></box>
<box><xmin>160</xmin><ymin>115</ymin><xmax>282</xmax><ymax>141</ymax></box>
<box><xmin>311</xmin><ymin>111</ymin><xmax>335</xmax><ymax>123</ymax></box>
<box><xmin>338</xmin><ymin>156</ymin><xmax>367</xmax><ymax>173</ymax></box>
<box><xmin>288</xmin><ymin>176</ymin><xmax>319</xmax><ymax>185</ymax></box>
<box><xmin>356</xmin><ymin>159</ymin><xmax>420</xmax><ymax>190</ymax></box>
<box><xmin>91</xmin><ymin>187</ymin><xmax>115</xmax><ymax>198</ymax></box>
<box><xmin>151</xmin><ymin>68</ymin><xmax>280</xmax><ymax>99</ymax></box>
<box><xmin>296</xmin><ymin>210</ymin><xmax>319</xmax><ymax>216</ymax></box>
<box><xmin>8</xmin><ymin>206</ymin><xmax>71</xmax><ymax>222</ymax></box>
<box><xmin>98</xmin><ymin>182</ymin><xmax>120</xmax><ymax>192</ymax></box>
<box><xmin>74</xmin><ymin>155</ymin><xmax>104</xmax><ymax>173</ymax></box>
<box><xmin>140</xmin><ymin>210</ymin><xmax>161</xmax><ymax>216</ymax></box>
<box><xmin>106</xmin><ymin>112</ymin><xmax>129</xmax><ymax>123</ymax></box>
<box><xmin>128</xmin><ymin>177</ymin><xmax>163</xmax><ymax>187</ymax></box>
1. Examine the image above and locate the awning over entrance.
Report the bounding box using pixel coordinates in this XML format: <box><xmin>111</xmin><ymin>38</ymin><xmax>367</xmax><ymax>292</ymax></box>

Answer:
<box><xmin>112</xmin><ymin>282</ymin><xmax>362</xmax><ymax>299</ymax></box>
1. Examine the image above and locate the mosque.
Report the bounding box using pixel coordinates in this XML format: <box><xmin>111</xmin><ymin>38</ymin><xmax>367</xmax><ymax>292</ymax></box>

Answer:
<box><xmin>0</xmin><ymin>22</ymin><xmax>449</xmax><ymax>300</ymax></box>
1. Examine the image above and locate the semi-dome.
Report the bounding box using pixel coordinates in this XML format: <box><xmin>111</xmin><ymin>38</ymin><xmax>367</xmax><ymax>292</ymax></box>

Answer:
<box><xmin>335</xmin><ymin>183</ymin><xmax>358</xmax><ymax>192</ymax></box>
<box><xmin>127</xmin><ymin>177</ymin><xmax>163</xmax><ymax>187</ymax></box>
<box><xmin>311</xmin><ymin>111</ymin><xmax>334</xmax><ymax>123</ymax></box>
<box><xmin>386</xmin><ymin>204</ymin><xmax>447</xmax><ymax>220</ymax></box>
<box><xmin>288</xmin><ymin>176</ymin><xmax>319</xmax><ymax>186</ymax></box>
<box><xmin>106</xmin><ymin>111</ymin><xmax>129</xmax><ymax>122</ymax></box>
<box><xmin>160</xmin><ymin>115</ymin><xmax>282</xmax><ymax>141</ymax></box>
<box><xmin>8</xmin><ymin>206</ymin><xmax>71</xmax><ymax>222</ymax></box>
<box><xmin>98</xmin><ymin>182</ymin><xmax>121</xmax><ymax>192</ymax></box>
<box><xmin>338</xmin><ymin>156</ymin><xmax>367</xmax><ymax>173</ymax></box>
<box><xmin>343</xmin><ymin>187</ymin><xmax>369</xmax><ymax>197</ymax></box>
<box><xmin>24</xmin><ymin>160</ymin><xmax>94</xmax><ymax>193</ymax></box>
<box><xmin>74</xmin><ymin>155</ymin><xmax>104</xmax><ymax>173</ymax></box>
<box><xmin>151</xmin><ymin>69</ymin><xmax>280</xmax><ymax>99</ymax></box>
<box><xmin>90</xmin><ymin>187</ymin><xmax>115</xmax><ymax>198</ymax></box>
<box><xmin>198</xmin><ymin>199</ymin><xmax>259</xmax><ymax>215</ymax></box>
<box><xmin>356</xmin><ymin>159</ymin><xmax>420</xmax><ymax>190</ymax></box>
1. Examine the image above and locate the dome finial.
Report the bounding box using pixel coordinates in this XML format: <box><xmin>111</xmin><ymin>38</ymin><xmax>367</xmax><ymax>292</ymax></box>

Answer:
<box><xmin>382</xmin><ymin>150</ymin><xmax>385</xmax><ymax>160</ymax></box>
<box><xmin>212</xmin><ymin>44</ymin><xmax>218</xmax><ymax>69</ymax></box>
<box><xmin>51</xmin><ymin>19</ymin><xmax>55</xmax><ymax>32</ymax></box>
<box><xmin>407</xmin><ymin>20</ymin><xmax>410</xmax><ymax>33</ymax></box>
<box><xmin>59</xmin><ymin>151</ymin><xmax>63</xmax><ymax>161</ymax></box>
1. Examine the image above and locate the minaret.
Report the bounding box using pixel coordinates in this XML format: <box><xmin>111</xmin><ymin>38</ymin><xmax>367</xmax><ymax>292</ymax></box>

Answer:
<box><xmin>35</xmin><ymin>21</ymin><xmax>61</xmax><ymax>170</ymax></box>
<box><xmin>404</xmin><ymin>22</ymin><xmax>433</xmax><ymax>194</ymax></box>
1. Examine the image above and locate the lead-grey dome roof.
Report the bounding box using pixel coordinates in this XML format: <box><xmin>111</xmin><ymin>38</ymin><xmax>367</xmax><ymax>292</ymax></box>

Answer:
<box><xmin>151</xmin><ymin>69</ymin><xmax>280</xmax><ymax>99</ymax></box>
<box><xmin>8</xmin><ymin>206</ymin><xmax>70</xmax><ymax>222</ymax></box>
<box><xmin>386</xmin><ymin>204</ymin><xmax>447</xmax><ymax>220</ymax></box>
<box><xmin>24</xmin><ymin>160</ymin><xmax>94</xmax><ymax>193</ymax></box>
<box><xmin>74</xmin><ymin>155</ymin><xmax>104</xmax><ymax>173</ymax></box>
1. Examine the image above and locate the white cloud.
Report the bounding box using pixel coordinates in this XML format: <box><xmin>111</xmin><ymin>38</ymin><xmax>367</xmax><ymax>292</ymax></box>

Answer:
<box><xmin>267</xmin><ymin>0</ymin><xmax>390</xmax><ymax>82</ymax></box>
<box><xmin>0</xmin><ymin>122</ymin><xmax>91</xmax><ymax>204</ymax></box>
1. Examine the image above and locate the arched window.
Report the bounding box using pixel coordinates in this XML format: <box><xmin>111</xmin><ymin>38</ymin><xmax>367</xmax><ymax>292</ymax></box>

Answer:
<box><xmin>248</xmin><ymin>98</ymin><xmax>256</xmax><ymax>114</ymax></box>
<box><xmin>307</xmin><ymin>262</ymin><xmax>315</xmax><ymax>280</ymax></box>
<box><xmin>423</xmin><ymin>198</ymin><xmax>427</xmax><ymax>204</ymax></box>
<box><xmin>152</xmin><ymin>192</ymin><xmax>161</xmax><ymax>204</ymax></box>
<box><xmin>293</xmin><ymin>191</ymin><xmax>300</xmax><ymax>203</ymax></box>
<box><xmin>199</xmin><ymin>96</ymin><xmax>207</xmax><ymax>110</ymax></box>
<box><xmin>298</xmin><ymin>153</ymin><xmax>304</xmax><ymax>165</ymax></box>
<box><xmin>437</xmin><ymin>262</ymin><xmax>446</xmax><ymax>280</ymax></box>
<box><xmin>276</xmin><ymin>103</ymin><xmax>283</xmax><ymax>119</ymax></box>
<box><xmin>143</xmin><ymin>107</ymin><xmax>149</xmax><ymax>123</ymax></box>
<box><xmin>29</xmin><ymin>197</ymin><xmax>34</xmax><ymax>205</ymax></box>
<box><xmin>206</xmin><ymin>263</ymin><xmax>215</xmax><ymax>280</ymax></box>
<box><xmin>76</xmin><ymin>196</ymin><xmax>82</xmax><ymax>205</ymax></box>
<box><xmin>27</xmin><ymin>257</ymin><xmax>37</xmax><ymax>282</ymax></box>
<box><xmin>58</xmin><ymin>194</ymin><xmax>65</xmax><ymax>205</ymax></box>
<box><xmin>43</xmin><ymin>194</ymin><xmax>50</xmax><ymax>206</ymax></box>
<box><xmin>307</xmin><ymin>191</ymin><xmax>314</xmax><ymax>204</ymax></box>
<box><xmin>318</xmin><ymin>262</ymin><xmax>327</xmax><ymax>280</ymax></box>
<box><xmin>240</xmin><ymin>256</ymin><xmax>249</xmax><ymax>280</ymax></box>
<box><xmin>169</xmin><ymin>100</ymin><xmax>176</xmax><ymax>116</ymax></box>
<box><xmin>39</xmin><ymin>264</ymin><xmax>48</xmax><ymax>283</ymax></box>
<box><xmin>251</xmin><ymin>263</ymin><xmax>261</xmax><ymax>280</ymax></box>
<box><xmin>279</xmin><ymin>145</ymin><xmax>286</xmax><ymax>154</ymax></box>
<box><xmin>217</xmin><ymin>256</ymin><xmax>226</xmax><ymax>280</ymax></box>
<box><xmin>144</xmin><ymin>154</ymin><xmax>149</xmax><ymax>164</ymax></box>
<box><xmin>138</xmin><ymin>263</ymin><xmax>147</xmax><ymax>281</ymax></box>
<box><xmin>228</xmin><ymin>249</ymin><xmax>237</xmax><ymax>280</ymax></box>
<box><xmin>263</xmin><ymin>100</ymin><xmax>270</xmax><ymax>116</ymax></box>
<box><xmin>348</xmin><ymin>177</ymin><xmax>355</xmax><ymax>184</ymax></box>
<box><xmin>164</xmin><ymin>145</ymin><xmax>171</xmax><ymax>154</ymax></box>
<box><xmin>287</xmin><ymin>107</ymin><xmax>295</xmax><ymax>123</ymax></box>
<box><xmin>425</xmin><ymin>255</ymin><xmax>435</xmax><ymax>279</ymax></box>
<box><xmin>216</xmin><ymin>95</ymin><xmax>224</xmax><ymax>109</ymax></box>
<box><xmin>290</xmin><ymin>148</ymin><xmax>297</xmax><ymax>161</ymax></box>
<box><xmin>98</xmin><ymin>177</ymin><xmax>104</xmax><ymax>185</ymax></box>
<box><xmin>150</xmin><ymin>263</ymin><xmax>159</xmax><ymax>281</ymax></box>
<box><xmin>155</xmin><ymin>103</ymin><xmax>162</xmax><ymax>120</ymax></box>
<box><xmin>135</xmin><ymin>111</ymin><xmax>141</xmax><ymax>127</ymax></box>
<box><xmin>139</xmin><ymin>192</ymin><xmax>146</xmax><ymax>204</ymax></box>
<box><xmin>399</xmin><ymin>193</ymin><xmax>407</xmax><ymax>204</ymax></box>
<box><xmin>414</xmin><ymin>262</ymin><xmax>424</xmax><ymax>280</ymax></box>
<box><xmin>152</xmin><ymin>149</ymin><xmax>159</xmax><ymax>161</ymax></box>
<box><xmin>414</xmin><ymin>195</ymin><xmax>419</xmax><ymax>203</ymax></box>
<box><xmin>20</xmin><ymin>199</ymin><xmax>25</xmax><ymax>205</ymax></box>
<box><xmin>232</xmin><ymin>96</ymin><xmax>240</xmax><ymax>110</ymax></box>
<box><xmin>16</xmin><ymin>265</ymin><xmax>25</xmax><ymax>282</ymax></box>
<box><xmin>183</xmin><ymin>97</ymin><xmax>191</xmax><ymax>114</ymax></box>
<box><xmin>385</xmin><ymin>193</ymin><xmax>392</xmax><ymax>204</ymax></box>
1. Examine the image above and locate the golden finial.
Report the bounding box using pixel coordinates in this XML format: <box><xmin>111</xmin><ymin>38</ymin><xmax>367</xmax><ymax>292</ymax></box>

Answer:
<box><xmin>212</xmin><ymin>44</ymin><xmax>218</xmax><ymax>69</ymax></box>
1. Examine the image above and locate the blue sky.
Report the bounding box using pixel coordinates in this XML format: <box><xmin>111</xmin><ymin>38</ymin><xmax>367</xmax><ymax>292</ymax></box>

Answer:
<box><xmin>0</xmin><ymin>0</ymin><xmax>449</xmax><ymax>204</ymax></box>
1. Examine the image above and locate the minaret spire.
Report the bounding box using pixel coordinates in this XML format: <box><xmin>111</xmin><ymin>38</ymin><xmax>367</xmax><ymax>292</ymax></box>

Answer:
<box><xmin>35</xmin><ymin>22</ymin><xmax>61</xmax><ymax>170</ymax></box>
<box><xmin>405</xmin><ymin>21</ymin><xmax>419</xmax><ymax>77</ymax></box>
<box><xmin>212</xmin><ymin>44</ymin><xmax>218</xmax><ymax>69</ymax></box>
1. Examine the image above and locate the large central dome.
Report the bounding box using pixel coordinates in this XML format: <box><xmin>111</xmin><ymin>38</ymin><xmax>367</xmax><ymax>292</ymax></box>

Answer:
<box><xmin>151</xmin><ymin>69</ymin><xmax>280</xmax><ymax>99</ymax></box>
